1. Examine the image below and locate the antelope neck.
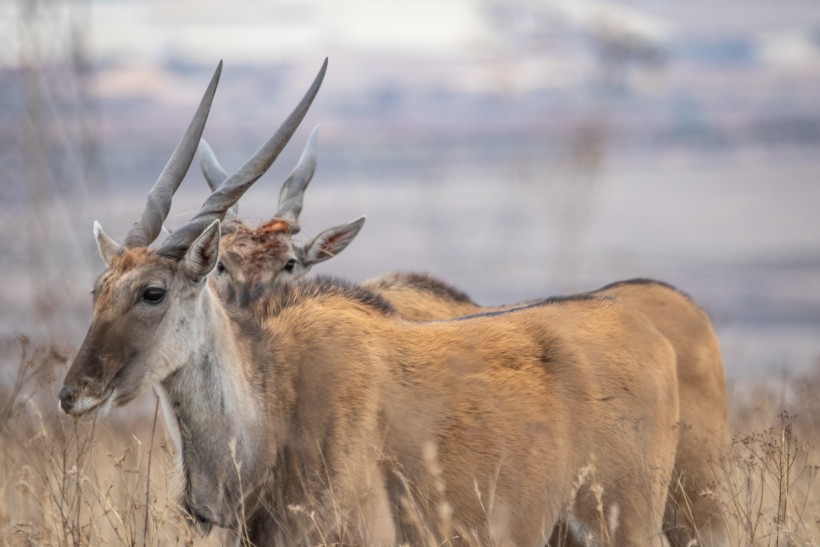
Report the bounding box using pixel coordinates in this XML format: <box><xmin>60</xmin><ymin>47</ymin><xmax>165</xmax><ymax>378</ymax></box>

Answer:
<box><xmin>158</xmin><ymin>286</ymin><xmax>267</xmax><ymax>527</ymax></box>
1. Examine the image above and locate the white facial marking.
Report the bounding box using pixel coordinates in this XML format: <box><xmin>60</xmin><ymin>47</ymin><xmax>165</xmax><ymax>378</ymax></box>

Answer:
<box><xmin>72</xmin><ymin>396</ymin><xmax>102</xmax><ymax>415</ymax></box>
<box><xmin>69</xmin><ymin>389</ymin><xmax>116</xmax><ymax>417</ymax></box>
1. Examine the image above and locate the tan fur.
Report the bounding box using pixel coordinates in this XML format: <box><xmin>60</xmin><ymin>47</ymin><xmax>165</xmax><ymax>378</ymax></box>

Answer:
<box><xmin>363</xmin><ymin>272</ymin><xmax>481</xmax><ymax>321</ymax></box>
<box><xmin>63</xmin><ymin>238</ymin><xmax>680</xmax><ymax>546</ymax></box>
<box><xmin>593</xmin><ymin>282</ymin><xmax>728</xmax><ymax>546</ymax></box>
<box><xmin>361</xmin><ymin>273</ymin><xmax>729</xmax><ymax>546</ymax></box>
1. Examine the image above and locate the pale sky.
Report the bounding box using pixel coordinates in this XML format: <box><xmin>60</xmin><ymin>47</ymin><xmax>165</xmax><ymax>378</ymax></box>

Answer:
<box><xmin>9</xmin><ymin>0</ymin><xmax>820</xmax><ymax>69</ymax></box>
<box><xmin>83</xmin><ymin>0</ymin><xmax>689</xmax><ymax>65</ymax></box>
<box><xmin>90</xmin><ymin>0</ymin><xmax>490</xmax><ymax>64</ymax></box>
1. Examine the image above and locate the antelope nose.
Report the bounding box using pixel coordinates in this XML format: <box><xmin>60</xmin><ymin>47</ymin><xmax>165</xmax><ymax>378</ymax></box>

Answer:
<box><xmin>59</xmin><ymin>386</ymin><xmax>77</xmax><ymax>413</ymax></box>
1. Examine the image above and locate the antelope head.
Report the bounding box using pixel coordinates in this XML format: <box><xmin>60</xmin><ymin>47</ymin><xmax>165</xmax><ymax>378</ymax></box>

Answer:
<box><xmin>199</xmin><ymin>126</ymin><xmax>365</xmax><ymax>302</ymax></box>
<box><xmin>59</xmin><ymin>59</ymin><xmax>328</xmax><ymax>417</ymax></box>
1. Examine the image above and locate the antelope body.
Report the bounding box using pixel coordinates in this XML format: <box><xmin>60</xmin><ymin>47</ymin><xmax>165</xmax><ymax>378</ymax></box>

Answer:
<box><xmin>59</xmin><ymin>59</ymin><xmax>683</xmax><ymax>546</ymax></box>
<box><xmin>203</xmin><ymin>131</ymin><xmax>728</xmax><ymax>545</ymax></box>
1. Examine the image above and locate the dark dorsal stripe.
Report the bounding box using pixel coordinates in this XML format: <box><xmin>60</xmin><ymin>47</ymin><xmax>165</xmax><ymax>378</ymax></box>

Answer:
<box><xmin>451</xmin><ymin>293</ymin><xmax>606</xmax><ymax>321</ymax></box>
<box><xmin>374</xmin><ymin>272</ymin><xmax>476</xmax><ymax>304</ymax></box>
<box><xmin>592</xmin><ymin>277</ymin><xmax>694</xmax><ymax>302</ymax></box>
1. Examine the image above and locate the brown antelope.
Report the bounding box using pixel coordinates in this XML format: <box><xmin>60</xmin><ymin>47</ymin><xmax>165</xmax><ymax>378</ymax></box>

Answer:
<box><xmin>198</xmin><ymin>125</ymin><xmax>366</xmax><ymax>304</ymax></box>
<box><xmin>59</xmin><ymin>62</ymin><xmax>680</xmax><ymax>546</ymax></box>
<box><xmin>203</xmin><ymin>143</ymin><xmax>728</xmax><ymax>545</ymax></box>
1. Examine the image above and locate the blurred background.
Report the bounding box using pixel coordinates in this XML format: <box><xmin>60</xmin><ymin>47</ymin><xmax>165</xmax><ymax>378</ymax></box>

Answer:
<box><xmin>2</xmin><ymin>0</ymin><xmax>819</xmax><ymax>387</ymax></box>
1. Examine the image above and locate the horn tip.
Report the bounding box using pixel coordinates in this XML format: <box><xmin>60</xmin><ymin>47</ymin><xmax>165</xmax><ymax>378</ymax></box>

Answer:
<box><xmin>209</xmin><ymin>60</ymin><xmax>223</xmax><ymax>85</ymax></box>
<box><xmin>307</xmin><ymin>126</ymin><xmax>320</xmax><ymax>149</ymax></box>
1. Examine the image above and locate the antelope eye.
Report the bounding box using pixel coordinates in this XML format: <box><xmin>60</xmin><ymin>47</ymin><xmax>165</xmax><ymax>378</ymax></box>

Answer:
<box><xmin>142</xmin><ymin>287</ymin><xmax>166</xmax><ymax>304</ymax></box>
<box><xmin>283</xmin><ymin>259</ymin><xmax>297</xmax><ymax>273</ymax></box>
<box><xmin>216</xmin><ymin>261</ymin><xmax>226</xmax><ymax>274</ymax></box>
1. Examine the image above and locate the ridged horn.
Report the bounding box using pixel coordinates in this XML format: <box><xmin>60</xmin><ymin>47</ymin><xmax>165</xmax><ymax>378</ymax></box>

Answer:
<box><xmin>157</xmin><ymin>58</ymin><xmax>328</xmax><ymax>259</ymax></box>
<box><xmin>272</xmin><ymin>124</ymin><xmax>320</xmax><ymax>233</ymax></box>
<box><xmin>199</xmin><ymin>139</ymin><xmax>229</xmax><ymax>192</ymax></box>
<box><xmin>198</xmin><ymin>138</ymin><xmax>237</xmax><ymax>217</ymax></box>
<box><xmin>123</xmin><ymin>61</ymin><xmax>222</xmax><ymax>248</ymax></box>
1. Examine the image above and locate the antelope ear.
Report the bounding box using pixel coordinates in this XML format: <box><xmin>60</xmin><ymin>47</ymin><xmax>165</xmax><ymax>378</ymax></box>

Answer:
<box><xmin>93</xmin><ymin>221</ymin><xmax>121</xmax><ymax>266</ymax></box>
<box><xmin>301</xmin><ymin>216</ymin><xmax>365</xmax><ymax>267</ymax></box>
<box><xmin>182</xmin><ymin>220</ymin><xmax>221</xmax><ymax>282</ymax></box>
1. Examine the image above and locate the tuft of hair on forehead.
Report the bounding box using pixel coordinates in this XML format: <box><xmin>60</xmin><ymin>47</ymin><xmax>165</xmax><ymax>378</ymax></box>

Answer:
<box><xmin>226</xmin><ymin>223</ymin><xmax>291</xmax><ymax>244</ymax></box>
<box><xmin>94</xmin><ymin>247</ymin><xmax>172</xmax><ymax>300</ymax></box>
<box><xmin>107</xmin><ymin>247</ymin><xmax>157</xmax><ymax>272</ymax></box>
<box><xmin>256</xmin><ymin>219</ymin><xmax>292</xmax><ymax>235</ymax></box>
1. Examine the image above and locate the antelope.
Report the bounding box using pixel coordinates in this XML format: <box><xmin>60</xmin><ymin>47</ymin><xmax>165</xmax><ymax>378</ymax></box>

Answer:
<box><xmin>198</xmin><ymin>125</ymin><xmax>365</xmax><ymax>304</ymax></box>
<box><xmin>59</xmin><ymin>62</ymin><xmax>680</xmax><ymax>546</ymax></box>
<box><xmin>203</xmin><ymin>136</ymin><xmax>728</xmax><ymax>546</ymax></box>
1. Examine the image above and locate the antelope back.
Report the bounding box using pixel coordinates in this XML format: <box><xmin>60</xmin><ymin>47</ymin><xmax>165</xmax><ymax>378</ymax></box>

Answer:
<box><xmin>361</xmin><ymin>272</ymin><xmax>483</xmax><ymax>321</ymax></box>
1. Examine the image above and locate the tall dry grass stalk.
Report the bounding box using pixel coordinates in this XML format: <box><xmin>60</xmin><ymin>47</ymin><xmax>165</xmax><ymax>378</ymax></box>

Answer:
<box><xmin>1</xmin><ymin>337</ymin><xmax>818</xmax><ymax>546</ymax></box>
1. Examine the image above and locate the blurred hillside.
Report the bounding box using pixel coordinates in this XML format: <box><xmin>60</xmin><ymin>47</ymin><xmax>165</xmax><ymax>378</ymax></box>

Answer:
<box><xmin>1</xmin><ymin>0</ymin><xmax>819</xmax><ymax>380</ymax></box>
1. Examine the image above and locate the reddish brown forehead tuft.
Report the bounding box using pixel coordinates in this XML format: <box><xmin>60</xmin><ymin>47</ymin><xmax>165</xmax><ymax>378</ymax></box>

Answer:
<box><xmin>95</xmin><ymin>247</ymin><xmax>172</xmax><ymax>306</ymax></box>
<box><xmin>109</xmin><ymin>247</ymin><xmax>155</xmax><ymax>273</ymax></box>
<box><xmin>256</xmin><ymin>219</ymin><xmax>292</xmax><ymax>235</ymax></box>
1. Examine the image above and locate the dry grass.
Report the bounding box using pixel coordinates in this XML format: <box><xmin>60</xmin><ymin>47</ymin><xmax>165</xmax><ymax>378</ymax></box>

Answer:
<box><xmin>1</xmin><ymin>337</ymin><xmax>818</xmax><ymax>546</ymax></box>
<box><xmin>712</xmin><ymin>368</ymin><xmax>820</xmax><ymax>546</ymax></box>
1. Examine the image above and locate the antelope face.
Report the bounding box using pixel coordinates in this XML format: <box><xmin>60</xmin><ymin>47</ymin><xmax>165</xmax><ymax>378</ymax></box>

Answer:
<box><xmin>214</xmin><ymin>216</ymin><xmax>366</xmax><ymax>305</ymax></box>
<box><xmin>214</xmin><ymin>220</ymin><xmax>301</xmax><ymax>303</ymax></box>
<box><xmin>60</xmin><ymin>223</ymin><xmax>220</xmax><ymax>417</ymax></box>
